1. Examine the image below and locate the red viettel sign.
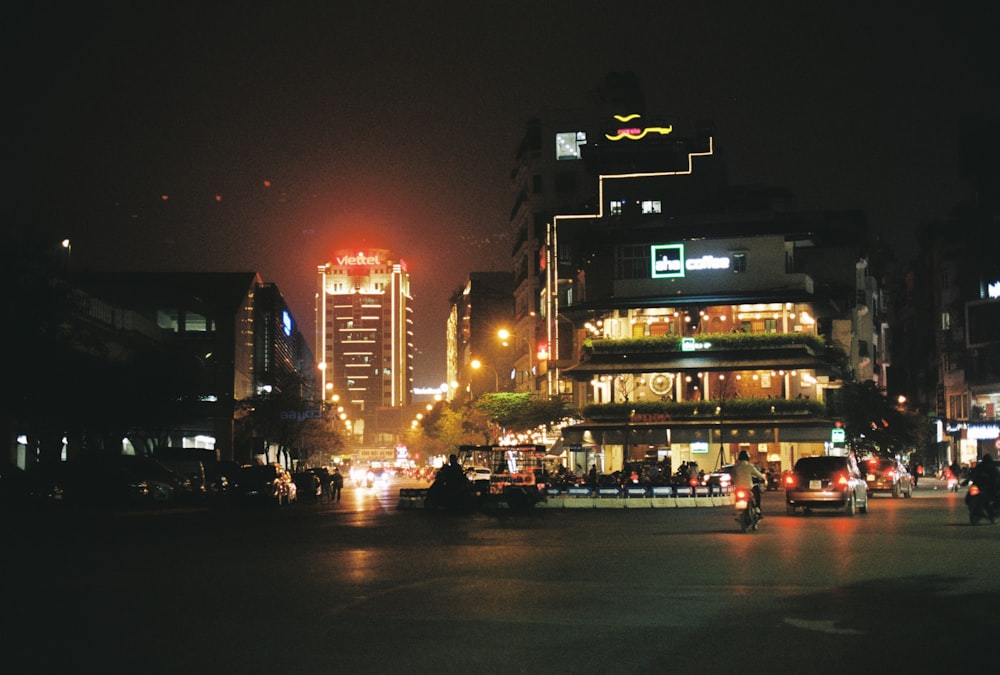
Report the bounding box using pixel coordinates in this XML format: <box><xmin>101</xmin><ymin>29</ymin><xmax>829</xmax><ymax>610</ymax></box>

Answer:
<box><xmin>337</xmin><ymin>252</ymin><xmax>383</xmax><ymax>266</ymax></box>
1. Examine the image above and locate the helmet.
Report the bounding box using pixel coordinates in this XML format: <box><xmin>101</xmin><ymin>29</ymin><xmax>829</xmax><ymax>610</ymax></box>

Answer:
<box><xmin>738</xmin><ymin>450</ymin><xmax>750</xmax><ymax>461</ymax></box>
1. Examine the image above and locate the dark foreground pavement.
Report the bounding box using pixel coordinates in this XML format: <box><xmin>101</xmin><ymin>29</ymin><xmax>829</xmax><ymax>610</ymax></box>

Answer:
<box><xmin>3</xmin><ymin>479</ymin><xmax>997</xmax><ymax>674</ymax></box>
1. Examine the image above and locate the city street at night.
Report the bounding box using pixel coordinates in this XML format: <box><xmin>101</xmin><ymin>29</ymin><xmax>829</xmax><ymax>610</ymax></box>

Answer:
<box><xmin>4</xmin><ymin>477</ymin><xmax>997</xmax><ymax>674</ymax></box>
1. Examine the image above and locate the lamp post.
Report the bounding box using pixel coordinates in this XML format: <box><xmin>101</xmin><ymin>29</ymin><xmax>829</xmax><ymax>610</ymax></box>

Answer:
<box><xmin>498</xmin><ymin>328</ymin><xmax>533</xmax><ymax>391</ymax></box>
<box><xmin>470</xmin><ymin>359</ymin><xmax>499</xmax><ymax>393</ymax></box>
<box><xmin>60</xmin><ymin>238</ymin><xmax>72</xmax><ymax>281</ymax></box>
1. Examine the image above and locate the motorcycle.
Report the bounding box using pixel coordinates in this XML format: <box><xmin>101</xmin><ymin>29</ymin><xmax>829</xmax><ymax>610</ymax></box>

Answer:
<box><xmin>734</xmin><ymin>485</ymin><xmax>762</xmax><ymax>532</ymax></box>
<box><xmin>965</xmin><ymin>482</ymin><xmax>999</xmax><ymax>525</ymax></box>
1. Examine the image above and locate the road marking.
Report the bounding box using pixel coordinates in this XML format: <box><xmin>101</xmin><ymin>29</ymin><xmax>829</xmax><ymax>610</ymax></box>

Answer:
<box><xmin>783</xmin><ymin>618</ymin><xmax>863</xmax><ymax>635</ymax></box>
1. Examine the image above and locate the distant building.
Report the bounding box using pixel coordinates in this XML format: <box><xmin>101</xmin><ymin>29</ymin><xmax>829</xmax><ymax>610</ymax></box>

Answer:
<box><xmin>316</xmin><ymin>249</ymin><xmax>413</xmax><ymax>445</ymax></box>
<box><xmin>72</xmin><ymin>271</ymin><xmax>317</xmax><ymax>464</ymax></box>
<box><xmin>447</xmin><ymin>272</ymin><xmax>515</xmax><ymax>399</ymax></box>
<box><xmin>921</xmin><ymin>116</ymin><xmax>1000</xmax><ymax>467</ymax></box>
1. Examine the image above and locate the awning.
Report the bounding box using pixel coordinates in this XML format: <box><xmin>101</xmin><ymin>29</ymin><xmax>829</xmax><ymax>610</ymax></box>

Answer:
<box><xmin>561</xmin><ymin>419</ymin><xmax>833</xmax><ymax>445</ymax></box>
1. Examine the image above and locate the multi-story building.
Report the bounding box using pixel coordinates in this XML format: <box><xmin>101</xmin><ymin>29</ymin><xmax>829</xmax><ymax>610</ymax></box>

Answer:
<box><xmin>316</xmin><ymin>249</ymin><xmax>413</xmax><ymax>445</ymax></box>
<box><xmin>447</xmin><ymin>272</ymin><xmax>514</xmax><ymax>399</ymax></box>
<box><xmin>254</xmin><ymin>282</ymin><xmax>315</xmax><ymax>399</ymax></box>
<box><xmin>540</xmin><ymin>111</ymin><xmax>880</xmax><ymax>476</ymax></box>
<box><xmin>508</xmin><ymin>72</ymin><xmax>647</xmax><ymax>394</ymax></box>
<box><xmin>71</xmin><ymin>271</ymin><xmax>287</xmax><ymax>463</ymax></box>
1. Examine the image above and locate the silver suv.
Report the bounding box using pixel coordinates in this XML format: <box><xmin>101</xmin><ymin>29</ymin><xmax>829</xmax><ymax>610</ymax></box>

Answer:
<box><xmin>785</xmin><ymin>455</ymin><xmax>869</xmax><ymax>516</ymax></box>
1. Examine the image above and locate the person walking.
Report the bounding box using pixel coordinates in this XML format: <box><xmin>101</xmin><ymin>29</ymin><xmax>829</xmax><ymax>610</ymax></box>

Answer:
<box><xmin>331</xmin><ymin>466</ymin><xmax>344</xmax><ymax>503</ymax></box>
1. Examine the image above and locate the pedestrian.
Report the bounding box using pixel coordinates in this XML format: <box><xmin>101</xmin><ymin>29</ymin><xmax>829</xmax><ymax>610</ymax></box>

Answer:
<box><xmin>331</xmin><ymin>466</ymin><xmax>344</xmax><ymax>503</ymax></box>
<box><xmin>908</xmin><ymin>453</ymin><xmax>922</xmax><ymax>487</ymax></box>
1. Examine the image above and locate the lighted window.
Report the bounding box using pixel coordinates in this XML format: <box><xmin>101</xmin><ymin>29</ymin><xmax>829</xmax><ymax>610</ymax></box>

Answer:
<box><xmin>555</xmin><ymin>131</ymin><xmax>586</xmax><ymax>160</ymax></box>
<box><xmin>157</xmin><ymin>309</ymin><xmax>180</xmax><ymax>332</ymax></box>
<box><xmin>731</xmin><ymin>252</ymin><xmax>747</xmax><ymax>273</ymax></box>
<box><xmin>641</xmin><ymin>200</ymin><xmax>661</xmax><ymax>214</ymax></box>
<box><xmin>610</xmin><ymin>200</ymin><xmax>624</xmax><ymax>216</ymax></box>
<box><xmin>184</xmin><ymin>312</ymin><xmax>209</xmax><ymax>332</ymax></box>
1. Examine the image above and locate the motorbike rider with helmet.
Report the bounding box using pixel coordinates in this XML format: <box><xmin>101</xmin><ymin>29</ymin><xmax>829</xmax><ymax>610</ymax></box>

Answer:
<box><xmin>730</xmin><ymin>450</ymin><xmax>768</xmax><ymax>518</ymax></box>
<box><xmin>968</xmin><ymin>454</ymin><xmax>1000</xmax><ymax>519</ymax></box>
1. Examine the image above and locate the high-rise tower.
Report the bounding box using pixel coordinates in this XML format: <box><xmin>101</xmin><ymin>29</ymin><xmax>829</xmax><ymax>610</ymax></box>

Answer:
<box><xmin>316</xmin><ymin>249</ymin><xmax>413</xmax><ymax>444</ymax></box>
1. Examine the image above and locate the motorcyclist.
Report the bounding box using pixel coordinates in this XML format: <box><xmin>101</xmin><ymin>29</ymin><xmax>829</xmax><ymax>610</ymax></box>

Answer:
<box><xmin>968</xmin><ymin>454</ymin><xmax>1000</xmax><ymax>503</ymax></box>
<box><xmin>730</xmin><ymin>450</ymin><xmax>767</xmax><ymax>517</ymax></box>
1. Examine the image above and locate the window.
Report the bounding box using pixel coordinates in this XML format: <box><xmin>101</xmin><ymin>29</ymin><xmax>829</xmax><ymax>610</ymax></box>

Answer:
<box><xmin>641</xmin><ymin>200</ymin><xmax>661</xmax><ymax>214</ymax></box>
<box><xmin>764</xmin><ymin>318</ymin><xmax>777</xmax><ymax>333</ymax></box>
<box><xmin>609</xmin><ymin>200</ymin><xmax>624</xmax><ymax>216</ymax></box>
<box><xmin>615</xmin><ymin>245</ymin><xmax>649</xmax><ymax>280</ymax></box>
<box><xmin>185</xmin><ymin>312</ymin><xmax>209</xmax><ymax>332</ymax></box>
<box><xmin>731</xmin><ymin>252</ymin><xmax>747</xmax><ymax>273</ymax></box>
<box><xmin>555</xmin><ymin>131</ymin><xmax>586</xmax><ymax>160</ymax></box>
<box><xmin>157</xmin><ymin>309</ymin><xmax>179</xmax><ymax>332</ymax></box>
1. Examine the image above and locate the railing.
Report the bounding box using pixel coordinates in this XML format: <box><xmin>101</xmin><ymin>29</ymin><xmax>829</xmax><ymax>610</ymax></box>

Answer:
<box><xmin>583</xmin><ymin>332</ymin><xmax>828</xmax><ymax>355</ymax></box>
<box><xmin>581</xmin><ymin>397</ymin><xmax>827</xmax><ymax>421</ymax></box>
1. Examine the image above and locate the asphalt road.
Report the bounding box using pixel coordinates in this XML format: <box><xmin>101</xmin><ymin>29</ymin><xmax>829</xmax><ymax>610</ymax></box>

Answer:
<box><xmin>3</xmin><ymin>477</ymin><xmax>997</xmax><ymax>674</ymax></box>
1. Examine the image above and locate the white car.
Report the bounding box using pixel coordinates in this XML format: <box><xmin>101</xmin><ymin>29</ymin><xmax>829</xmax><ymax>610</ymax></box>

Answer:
<box><xmin>465</xmin><ymin>466</ymin><xmax>491</xmax><ymax>483</ymax></box>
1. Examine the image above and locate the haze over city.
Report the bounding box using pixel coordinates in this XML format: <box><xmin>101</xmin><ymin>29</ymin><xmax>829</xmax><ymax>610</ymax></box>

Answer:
<box><xmin>14</xmin><ymin>1</ymin><xmax>997</xmax><ymax>387</ymax></box>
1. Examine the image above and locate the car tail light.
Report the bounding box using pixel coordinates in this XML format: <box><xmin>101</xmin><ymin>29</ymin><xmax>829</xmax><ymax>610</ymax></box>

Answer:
<box><xmin>835</xmin><ymin>472</ymin><xmax>850</xmax><ymax>487</ymax></box>
<box><xmin>783</xmin><ymin>473</ymin><xmax>798</xmax><ymax>489</ymax></box>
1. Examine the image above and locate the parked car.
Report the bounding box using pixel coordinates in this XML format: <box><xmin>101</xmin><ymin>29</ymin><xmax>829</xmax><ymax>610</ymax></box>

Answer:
<box><xmin>292</xmin><ymin>470</ymin><xmax>323</xmax><ymax>503</ymax></box>
<box><xmin>784</xmin><ymin>455</ymin><xmax>869</xmax><ymax>516</ymax></box>
<box><xmin>0</xmin><ymin>461</ymin><xmax>63</xmax><ymax>508</ymax></box>
<box><xmin>206</xmin><ymin>460</ymin><xmax>242</xmax><ymax>495</ymax></box>
<box><xmin>862</xmin><ymin>457</ymin><xmax>913</xmax><ymax>498</ymax></box>
<box><xmin>230</xmin><ymin>464</ymin><xmax>297</xmax><ymax>505</ymax></box>
<box><xmin>59</xmin><ymin>455</ymin><xmax>193</xmax><ymax>507</ymax></box>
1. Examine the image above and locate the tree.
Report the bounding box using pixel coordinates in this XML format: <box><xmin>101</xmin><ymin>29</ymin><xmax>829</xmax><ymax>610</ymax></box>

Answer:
<box><xmin>832</xmin><ymin>381</ymin><xmax>923</xmax><ymax>456</ymax></box>
<box><xmin>474</xmin><ymin>393</ymin><xmax>578</xmax><ymax>436</ymax></box>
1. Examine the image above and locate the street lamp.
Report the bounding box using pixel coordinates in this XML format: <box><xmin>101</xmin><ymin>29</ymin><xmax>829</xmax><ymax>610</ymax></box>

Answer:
<box><xmin>498</xmin><ymin>328</ymin><xmax>534</xmax><ymax>390</ymax></box>
<box><xmin>470</xmin><ymin>359</ymin><xmax>499</xmax><ymax>392</ymax></box>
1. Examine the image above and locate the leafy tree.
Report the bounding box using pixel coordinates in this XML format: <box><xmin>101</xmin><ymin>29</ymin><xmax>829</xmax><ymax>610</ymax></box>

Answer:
<box><xmin>832</xmin><ymin>381</ymin><xmax>923</xmax><ymax>456</ymax></box>
<box><xmin>474</xmin><ymin>393</ymin><xmax>578</xmax><ymax>435</ymax></box>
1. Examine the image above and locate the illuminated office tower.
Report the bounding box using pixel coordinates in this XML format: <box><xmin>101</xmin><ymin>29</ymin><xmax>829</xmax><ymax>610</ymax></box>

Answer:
<box><xmin>316</xmin><ymin>250</ymin><xmax>413</xmax><ymax>439</ymax></box>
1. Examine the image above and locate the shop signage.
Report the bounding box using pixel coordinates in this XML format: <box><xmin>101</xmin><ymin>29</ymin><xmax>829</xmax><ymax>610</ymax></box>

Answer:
<box><xmin>650</xmin><ymin>243</ymin><xmax>731</xmax><ymax>279</ymax></box>
<box><xmin>681</xmin><ymin>338</ymin><xmax>713</xmax><ymax>351</ymax></box>
<box><xmin>336</xmin><ymin>252</ymin><xmax>383</xmax><ymax>266</ymax></box>
<box><xmin>281</xmin><ymin>409</ymin><xmax>323</xmax><ymax>421</ymax></box>
<box><xmin>632</xmin><ymin>412</ymin><xmax>672</xmax><ymax>423</ymax></box>
<box><xmin>604</xmin><ymin>114</ymin><xmax>674</xmax><ymax>141</ymax></box>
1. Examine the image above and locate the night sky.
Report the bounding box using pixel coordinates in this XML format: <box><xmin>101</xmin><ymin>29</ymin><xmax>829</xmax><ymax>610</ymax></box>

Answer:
<box><xmin>13</xmin><ymin>2</ymin><xmax>998</xmax><ymax>388</ymax></box>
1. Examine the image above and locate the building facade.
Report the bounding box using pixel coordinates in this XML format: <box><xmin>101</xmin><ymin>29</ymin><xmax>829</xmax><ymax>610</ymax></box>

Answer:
<box><xmin>316</xmin><ymin>249</ymin><xmax>413</xmax><ymax>445</ymax></box>
<box><xmin>539</xmin><ymin>111</ymin><xmax>881</xmax><ymax>476</ymax></box>
<box><xmin>508</xmin><ymin>72</ymin><xmax>648</xmax><ymax>394</ymax></box>
<box><xmin>447</xmin><ymin>272</ymin><xmax>515</xmax><ymax>399</ymax></box>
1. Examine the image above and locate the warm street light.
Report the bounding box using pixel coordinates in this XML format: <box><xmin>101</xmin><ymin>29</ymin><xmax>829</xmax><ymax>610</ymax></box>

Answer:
<box><xmin>498</xmin><ymin>328</ymin><xmax>536</xmax><ymax>389</ymax></box>
<box><xmin>470</xmin><ymin>358</ymin><xmax>499</xmax><ymax>392</ymax></box>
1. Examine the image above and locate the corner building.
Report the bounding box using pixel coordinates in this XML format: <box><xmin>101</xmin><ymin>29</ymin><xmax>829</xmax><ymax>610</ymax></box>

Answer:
<box><xmin>544</xmin><ymin>111</ymin><xmax>882</xmax><ymax>476</ymax></box>
<box><xmin>316</xmin><ymin>250</ymin><xmax>413</xmax><ymax>444</ymax></box>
